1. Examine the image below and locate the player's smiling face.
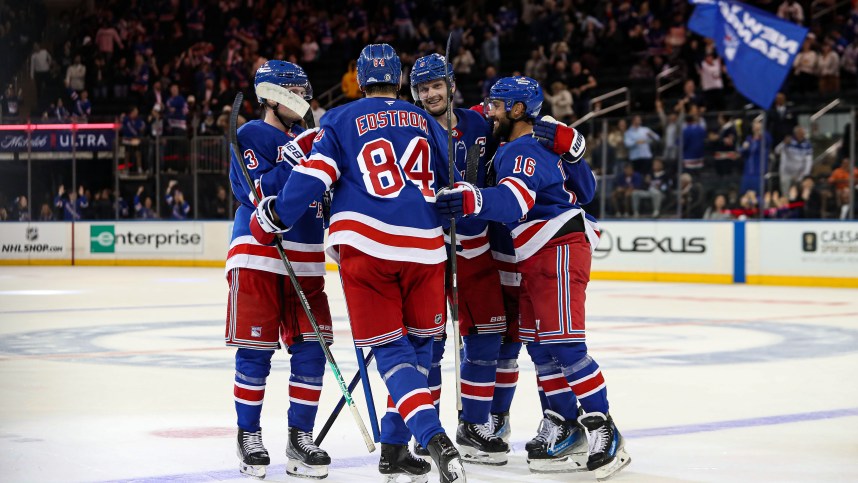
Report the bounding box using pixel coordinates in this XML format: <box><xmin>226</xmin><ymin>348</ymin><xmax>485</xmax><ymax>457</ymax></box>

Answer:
<box><xmin>417</xmin><ymin>80</ymin><xmax>448</xmax><ymax>116</ymax></box>
<box><xmin>487</xmin><ymin>99</ymin><xmax>512</xmax><ymax>139</ymax></box>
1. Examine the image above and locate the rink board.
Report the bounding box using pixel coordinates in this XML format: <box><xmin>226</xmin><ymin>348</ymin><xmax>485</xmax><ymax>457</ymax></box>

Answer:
<box><xmin>1</xmin><ymin>220</ymin><xmax>856</xmax><ymax>287</ymax></box>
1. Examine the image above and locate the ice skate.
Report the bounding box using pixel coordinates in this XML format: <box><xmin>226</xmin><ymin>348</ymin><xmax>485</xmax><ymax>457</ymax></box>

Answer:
<box><xmin>455</xmin><ymin>420</ymin><xmax>508</xmax><ymax>465</ymax></box>
<box><xmin>379</xmin><ymin>443</ymin><xmax>431</xmax><ymax>483</ymax></box>
<box><xmin>578</xmin><ymin>412</ymin><xmax>631</xmax><ymax>481</ymax></box>
<box><xmin>412</xmin><ymin>439</ymin><xmax>430</xmax><ymax>457</ymax></box>
<box><xmin>489</xmin><ymin>412</ymin><xmax>510</xmax><ymax>444</ymax></box>
<box><xmin>526</xmin><ymin>410</ymin><xmax>588</xmax><ymax>473</ymax></box>
<box><xmin>237</xmin><ymin>428</ymin><xmax>270</xmax><ymax>479</ymax></box>
<box><xmin>285</xmin><ymin>427</ymin><xmax>330</xmax><ymax>479</ymax></box>
<box><xmin>426</xmin><ymin>432</ymin><xmax>467</xmax><ymax>483</ymax></box>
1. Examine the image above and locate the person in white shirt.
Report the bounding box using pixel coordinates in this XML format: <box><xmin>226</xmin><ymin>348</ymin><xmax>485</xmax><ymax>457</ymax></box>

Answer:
<box><xmin>30</xmin><ymin>43</ymin><xmax>52</xmax><ymax>108</ymax></box>
<box><xmin>624</xmin><ymin>115</ymin><xmax>661</xmax><ymax>175</ymax></box>
<box><xmin>65</xmin><ymin>55</ymin><xmax>86</xmax><ymax>92</ymax></box>
<box><xmin>817</xmin><ymin>43</ymin><xmax>840</xmax><ymax>94</ymax></box>
<box><xmin>793</xmin><ymin>39</ymin><xmax>818</xmax><ymax>94</ymax></box>
<box><xmin>777</xmin><ymin>0</ymin><xmax>804</xmax><ymax>25</ymax></box>
<box><xmin>774</xmin><ymin>126</ymin><xmax>813</xmax><ymax>195</ymax></box>
<box><xmin>698</xmin><ymin>52</ymin><xmax>724</xmax><ymax>110</ymax></box>
<box><xmin>543</xmin><ymin>81</ymin><xmax>574</xmax><ymax>124</ymax></box>
<box><xmin>310</xmin><ymin>98</ymin><xmax>326</xmax><ymax>126</ymax></box>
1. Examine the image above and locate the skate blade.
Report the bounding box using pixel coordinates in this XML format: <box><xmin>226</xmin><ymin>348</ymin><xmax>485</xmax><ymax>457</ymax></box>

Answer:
<box><xmin>527</xmin><ymin>452</ymin><xmax>588</xmax><ymax>473</ymax></box>
<box><xmin>595</xmin><ymin>449</ymin><xmax>631</xmax><ymax>482</ymax></box>
<box><xmin>458</xmin><ymin>444</ymin><xmax>507</xmax><ymax>466</ymax></box>
<box><xmin>238</xmin><ymin>462</ymin><xmax>267</xmax><ymax>479</ymax></box>
<box><xmin>382</xmin><ymin>473</ymin><xmax>429</xmax><ymax>483</ymax></box>
<box><xmin>286</xmin><ymin>458</ymin><xmax>328</xmax><ymax>479</ymax></box>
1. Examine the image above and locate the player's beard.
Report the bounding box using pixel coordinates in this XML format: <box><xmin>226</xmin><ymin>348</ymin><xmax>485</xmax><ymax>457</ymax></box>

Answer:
<box><xmin>492</xmin><ymin>112</ymin><xmax>512</xmax><ymax>140</ymax></box>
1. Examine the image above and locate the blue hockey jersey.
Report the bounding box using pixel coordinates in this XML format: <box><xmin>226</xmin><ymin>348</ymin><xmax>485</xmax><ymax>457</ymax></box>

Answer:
<box><xmin>274</xmin><ymin>97</ymin><xmax>454</xmax><ymax>264</ymax></box>
<box><xmin>478</xmin><ymin>135</ymin><xmax>600</xmax><ymax>261</ymax></box>
<box><xmin>444</xmin><ymin>108</ymin><xmax>495</xmax><ymax>259</ymax></box>
<box><xmin>226</xmin><ymin>120</ymin><xmax>325</xmax><ymax>276</ymax></box>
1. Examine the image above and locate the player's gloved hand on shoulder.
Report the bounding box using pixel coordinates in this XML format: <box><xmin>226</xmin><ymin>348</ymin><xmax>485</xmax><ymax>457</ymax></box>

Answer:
<box><xmin>436</xmin><ymin>182</ymin><xmax>483</xmax><ymax>218</ymax></box>
<box><xmin>249</xmin><ymin>196</ymin><xmax>289</xmax><ymax>245</ymax></box>
<box><xmin>533</xmin><ymin>116</ymin><xmax>586</xmax><ymax>163</ymax></box>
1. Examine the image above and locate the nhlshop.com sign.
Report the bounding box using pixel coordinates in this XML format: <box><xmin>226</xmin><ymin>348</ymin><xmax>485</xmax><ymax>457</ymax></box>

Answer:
<box><xmin>0</xmin><ymin>223</ymin><xmax>70</xmax><ymax>260</ymax></box>
<box><xmin>89</xmin><ymin>223</ymin><xmax>203</xmax><ymax>254</ymax></box>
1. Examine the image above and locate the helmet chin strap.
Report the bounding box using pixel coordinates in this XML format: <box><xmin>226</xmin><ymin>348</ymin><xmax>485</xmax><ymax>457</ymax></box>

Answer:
<box><xmin>265</xmin><ymin>100</ymin><xmax>297</xmax><ymax>131</ymax></box>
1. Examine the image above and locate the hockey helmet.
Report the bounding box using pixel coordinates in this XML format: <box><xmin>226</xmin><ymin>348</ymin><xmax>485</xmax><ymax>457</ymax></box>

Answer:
<box><xmin>410</xmin><ymin>53</ymin><xmax>454</xmax><ymax>102</ymax></box>
<box><xmin>356</xmin><ymin>43</ymin><xmax>402</xmax><ymax>89</ymax></box>
<box><xmin>254</xmin><ymin>60</ymin><xmax>313</xmax><ymax>104</ymax></box>
<box><xmin>487</xmin><ymin>76</ymin><xmax>543</xmax><ymax>120</ymax></box>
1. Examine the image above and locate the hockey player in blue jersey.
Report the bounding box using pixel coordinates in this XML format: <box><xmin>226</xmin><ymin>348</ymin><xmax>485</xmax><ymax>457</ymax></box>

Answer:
<box><xmin>226</xmin><ymin>60</ymin><xmax>333</xmax><ymax>479</ymax></box>
<box><xmin>436</xmin><ymin>76</ymin><xmax>631</xmax><ymax>480</ymax></box>
<box><xmin>410</xmin><ymin>53</ymin><xmax>591</xmax><ymax>464</ymax></box>
<box><xmin>249</xmin><ymin>44</ymin><xmax>467</xmax><ymax>483</ymax></box>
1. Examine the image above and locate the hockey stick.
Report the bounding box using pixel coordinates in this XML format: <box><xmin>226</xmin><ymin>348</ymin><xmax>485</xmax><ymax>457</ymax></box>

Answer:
<box><xmin>315</xmin><ymin>349</ymin><xmax>376</xmax><ymax>446</ymax></box>
<box><xmin>445</xmin><ymin>34</ymin><xmax>463</xmax><ymax>412</ymax></box>
<box><xmin>465</xmin><ymin>144</ymin><xmax>481</xmax><ymax>185</ymax></box>
<box><xmin>229</xmin><ymin>93</ymin><xmax>376</xmax><ymax>453</ymax></box>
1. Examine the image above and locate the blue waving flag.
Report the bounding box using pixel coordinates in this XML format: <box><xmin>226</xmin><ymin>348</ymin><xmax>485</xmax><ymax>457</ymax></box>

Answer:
<box><xmin>688</xmin><ymin>0</ymin><xmax>808</xmax><ymax>109</ymax></box>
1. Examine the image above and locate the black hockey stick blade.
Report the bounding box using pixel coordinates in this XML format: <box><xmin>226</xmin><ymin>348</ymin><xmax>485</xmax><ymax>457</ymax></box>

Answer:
<box><xmin>465</xmin><ymin>143</ymin><xmax>480</xmax><ymax>184</ymax></box>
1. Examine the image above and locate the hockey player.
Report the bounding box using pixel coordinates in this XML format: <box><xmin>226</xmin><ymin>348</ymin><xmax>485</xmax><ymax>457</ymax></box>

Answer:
<box><xmin>436</xmin><ymin>76</ymin><xmax>631</xmax><ymax>481</ymax></box>
<box><xmin>410</xmin><ymin>53</ymin><xmax>509</xmax><ymax>465</ymax></box>
<box><xmin>226</xmin><ymin>60</ymin><xmax>332</xmax><ymax>480</ymax></box>
<box><xmin>410</xmin><ymin>53</ymin><xmax>589</xmax><ymax>463</ymax></box>
<box><xmin>249</xmin><ymin>44</ymin><xmax>466</xmax><ymax>483</ymax></box>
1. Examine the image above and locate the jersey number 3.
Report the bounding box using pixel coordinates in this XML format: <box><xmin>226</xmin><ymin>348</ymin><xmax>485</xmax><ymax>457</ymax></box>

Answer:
<box><xmin>243</xmin><ymin>149</ymin><xmax>259</xmax><ymax>170</ymax></box>
<box><xmin>357</xmin><ymin>137</ymin><xmax>434</xmax><ymax>200</ymax></box>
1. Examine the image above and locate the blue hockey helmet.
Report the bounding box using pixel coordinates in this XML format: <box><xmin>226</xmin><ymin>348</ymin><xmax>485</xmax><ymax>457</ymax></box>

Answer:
<box><xmin>254</xmin><ymin>60</ymin><xmax>312</xmax><ymax>104</ymax></box>
<box><xmin>488</xmin><ymin>76</ymin><xmax>543</xmax><ymax>120</ymax></box>
<box><xmin>410</xmin><ymin>53</ymin><xmax>454</xmax><ymax>102</ymax></box>
<box><xmin>356</xmin><ymin>43</ymin><xmax>402</xmax><ymax>89</ymax></box>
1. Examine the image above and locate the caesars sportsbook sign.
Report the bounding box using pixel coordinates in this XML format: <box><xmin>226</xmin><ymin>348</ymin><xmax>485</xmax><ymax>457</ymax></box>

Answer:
<box><xmin>90</xmin><ymin>223</ymin><xmax>203</xmax><ymax>254</ymax></box>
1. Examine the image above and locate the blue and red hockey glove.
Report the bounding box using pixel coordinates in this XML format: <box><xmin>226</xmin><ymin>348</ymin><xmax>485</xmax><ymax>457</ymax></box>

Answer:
<box><xmin>533</xmin><ymin>116</ymin><xmax>586</xmax><ymax>163</ymax></box>
<box><xmin>436</xmin><ymin>181</ymin><xmax>483</xmax><ymax>218</ymax></box>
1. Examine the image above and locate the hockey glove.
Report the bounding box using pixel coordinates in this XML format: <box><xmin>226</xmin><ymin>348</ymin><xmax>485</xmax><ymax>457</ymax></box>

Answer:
<box><xmin>533</xmin><ymin>116</ymin><xmax>586</xmax><ymax>163</ymax></box>
<box><xmin>436</xmin><ymin>182</ymin><xmax>483</xmax><ymax>218</ymax></box>
<box><xmin>249</xmin><ymin>196</ymin><xmax>289</xmax><ymax>245</ymax></box>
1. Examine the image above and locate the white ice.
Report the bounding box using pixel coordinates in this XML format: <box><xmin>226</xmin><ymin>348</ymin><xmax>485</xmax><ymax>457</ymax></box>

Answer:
<box><xmin>1</xmin><ymin>266</ymin><xmax>856</xmax><ymax>483</ymax></box>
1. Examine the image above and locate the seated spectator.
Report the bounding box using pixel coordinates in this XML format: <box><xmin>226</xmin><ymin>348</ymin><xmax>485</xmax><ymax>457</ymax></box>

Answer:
<box><xmin>9</xmin><ymin>195</ymin><xmax>30</xmax><ymax>221</ymax></box>
<box><xmin>165</xmin><ymin>180</ymin><xmax>190</xmax><ymax>219</ymax></box>
<box><xmin>827</xmin><ymin>158</ymin><xmax>858</xmax><ymax>198</ymax></box>
<box><xmin>134</xmin><ymin>186</ymin><xmax>157</xmax><ymax>219</ymax></box>
<box><xmin>679</xmin><ymin>173</ymin><xmax>704</xmax><ymax>218</ymax></box>
<box><xmin>49</xmin><ymin>98</ymin><xmax>70</xmax><ymax>122</ymax></box>
<box><xmin>72</xmin><ymin>90</ymin><xmax>92</xmax><ymax>122</ymax></box>
<box><xmin>800</xmin><ymin>176</ymin><xmax>822</xmax><ymax>218</ymax></box>
<box><xmin>703</xmin><ymin>194</ymin><xmax>733</xmax><ymax>220</ymax></box>
<box><xmin>632</xmin><ymin>159</ymin><xmax>672</xmax><ymax>218</ymax></box>
<box><xmin>1</xmin><ymin>84</ymin><xmax>23</xmax><ymax>121</ymax></box>
<box><xmin>38</xmin><ymin>203</ymin><xmax>54</xmax><ymax>221</ymax></box>
<box><xmin>611</xmin><ymin>163</ymin><xmax>644</xmax><ymax>217</ymax></box>
<box><xmin>206</xmin><ymin>185</ymin><xmax>230</xmax><ymax>219</ymax></box>
<box><xmin>54</xmin><ymin>185</ymin><xmax>88</xmax><ymax>220</ymax></box>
